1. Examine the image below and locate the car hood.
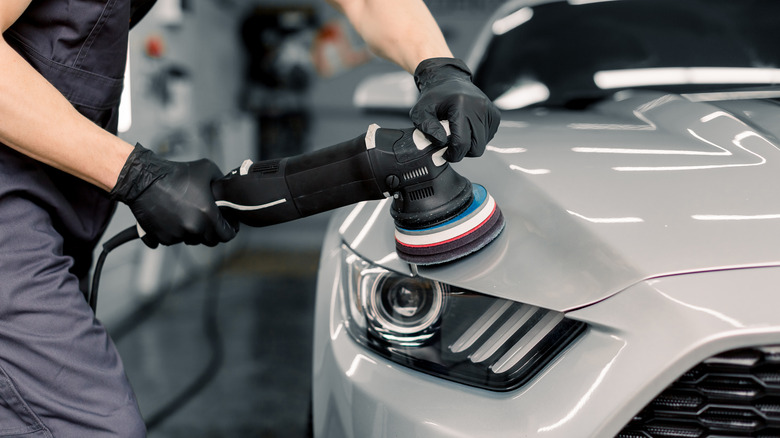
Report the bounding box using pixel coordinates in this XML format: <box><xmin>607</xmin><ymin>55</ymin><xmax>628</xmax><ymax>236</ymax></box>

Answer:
<box><xmin>338</xmin><ymin>90</ymin><xmax>780</xmax><ymax>311</ymax></box>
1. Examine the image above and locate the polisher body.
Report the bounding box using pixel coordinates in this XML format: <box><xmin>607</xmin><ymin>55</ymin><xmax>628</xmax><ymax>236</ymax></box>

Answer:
<box><xmin>212</xmin><ymin>124</ymin><xmax>504</xmax><ymax>264</ymax></box>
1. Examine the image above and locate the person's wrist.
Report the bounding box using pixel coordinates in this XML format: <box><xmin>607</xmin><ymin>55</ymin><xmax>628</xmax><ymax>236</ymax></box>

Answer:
<box><xmin>109</xmin><ymin>143</ymin><xmax>166</xmax><ymax>203</ymax></box>
<box><xmin>413</xmin><ymin>57</ymin><xmax>473</xmax><ymax>91</ymax></box>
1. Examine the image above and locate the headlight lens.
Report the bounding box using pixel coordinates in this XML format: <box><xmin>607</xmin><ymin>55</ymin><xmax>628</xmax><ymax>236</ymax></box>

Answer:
<box><xmin>366</xmin><ymin>273</ymin><xmax>446</xmax><ymax>344</ymax></box>
<box><xmin>340</xmin><ymin>245</ymin><xmax>586</xmax><ymax>391</ymax></box>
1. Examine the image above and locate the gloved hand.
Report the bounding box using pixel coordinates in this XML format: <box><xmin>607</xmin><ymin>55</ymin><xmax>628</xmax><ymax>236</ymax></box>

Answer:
<box><xmin>110</xmin><ymin>143</ymin><xmax>238</xmax><ymax>248</ymax></box>
<box><xmin>410</xmin><ymin>57</ymin><xmax>501</xmax><ymax>162</ymax></box>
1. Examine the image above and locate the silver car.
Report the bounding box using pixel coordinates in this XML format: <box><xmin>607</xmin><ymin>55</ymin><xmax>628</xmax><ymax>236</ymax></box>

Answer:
<box><xmin>312</xmin><ymin>0</ymin><xmax>780</xmax><ymax>436</ymax></box>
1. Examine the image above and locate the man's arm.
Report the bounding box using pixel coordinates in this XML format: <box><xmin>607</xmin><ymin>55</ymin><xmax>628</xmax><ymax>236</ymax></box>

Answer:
<box><xmin>0</xmin><ymin>2</ymin><xmax>235</xmax><ymax>247</ymax></box>
<box><xmin>327</xmin><ymin>0</ymin><xmax>501</xmax><ymax>162</ymax></box>
<box><xmin>326</xmin><ymin>0</ymin><xmax>452</xmax><ymax>73</ymax></box>
<box><xmin>0</xmin><ymin>0</ymin><xmax>133</xmax><ymax>191</ymax></box>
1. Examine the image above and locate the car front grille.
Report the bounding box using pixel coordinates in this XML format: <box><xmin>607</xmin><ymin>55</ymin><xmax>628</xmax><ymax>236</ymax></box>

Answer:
<box><xmin>616</xmin><ymin>345</ymin><xmax>780</xmax><ymax>438</ymax></box>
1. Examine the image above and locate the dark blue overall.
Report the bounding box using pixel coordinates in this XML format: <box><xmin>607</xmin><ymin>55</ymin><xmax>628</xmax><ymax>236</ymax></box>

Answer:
<box><xmin>0</xmin><ymin>1</ymin><xmax>156</xmax><ymax>436</ymax></box>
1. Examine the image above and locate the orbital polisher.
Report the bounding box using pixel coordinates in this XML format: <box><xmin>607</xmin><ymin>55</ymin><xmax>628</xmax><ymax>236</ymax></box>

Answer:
<box><xmin>212</xmin><ymin>122</ymin><xmax>505</xmax><ymax>265</ymax></box>
<box><xmin>91</xmin><ymin>123</ymin><xmax>505</xmax><ymax>312</ymax></box>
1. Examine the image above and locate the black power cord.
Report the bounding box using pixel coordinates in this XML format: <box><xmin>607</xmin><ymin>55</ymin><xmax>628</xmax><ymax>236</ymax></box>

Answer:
<box><xmin>89</xmin><ymin>225</ymin><xmax>225</xmax><ymax>433</ymax></box>
<box><xmin>89</xmin><ymin>225</ymin><xmax>141</xmax><ymax>312</ymax></box>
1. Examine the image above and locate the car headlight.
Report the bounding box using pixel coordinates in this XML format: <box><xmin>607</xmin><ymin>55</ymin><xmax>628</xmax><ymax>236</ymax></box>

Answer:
<box><xmin>340</xmin><ymin>245</ymin><xmax>586</xmax><ymax>391</ymax></box>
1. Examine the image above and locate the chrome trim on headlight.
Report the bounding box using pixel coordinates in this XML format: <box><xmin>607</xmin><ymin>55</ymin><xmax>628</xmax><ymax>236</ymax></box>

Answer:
<box><xmin>340</xmin><ymin>244</ymin><xmax>586</xmax><ymax>391</ymax></box>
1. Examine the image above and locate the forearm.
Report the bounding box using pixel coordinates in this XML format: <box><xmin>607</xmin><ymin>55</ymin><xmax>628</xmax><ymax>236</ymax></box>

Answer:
<box><xmin>327</xmin><ymin>0</ymin><xmax>452</xmax><ymax>73</ymax></box>
<box><xmin>0</xmin><ymin>36</ymin><xmax>133</xmax><ymax>191</ymax></box>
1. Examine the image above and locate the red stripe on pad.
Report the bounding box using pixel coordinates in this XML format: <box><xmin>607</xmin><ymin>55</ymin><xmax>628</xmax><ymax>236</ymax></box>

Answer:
<box><xmin>396</xmin><ymin>203</ymin><xmax>497</xmax><ymax>249</ymax></box>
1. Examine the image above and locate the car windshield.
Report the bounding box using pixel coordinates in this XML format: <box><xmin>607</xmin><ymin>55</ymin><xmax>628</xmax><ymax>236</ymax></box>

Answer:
<box><xmin>473</xmin><ymin>0</ymin><xmax>780</xmax><ymax>109</ymax></box>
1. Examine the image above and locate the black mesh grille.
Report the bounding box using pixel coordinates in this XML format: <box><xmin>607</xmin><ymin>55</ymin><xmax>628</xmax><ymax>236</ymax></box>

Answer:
<box><xmin>617</xmin><ymin>345</ymin><xmax>780</xmax><ymax>438</ymax></box>
<box><xmin>251</xmin><ymin>159</ymin><xmax>281</xmax><ymax>175</ymax></box>
<box><xmin>409</xmin><ymin>186</ymin><xmax>434</xmax><ymax>201</ymax></box>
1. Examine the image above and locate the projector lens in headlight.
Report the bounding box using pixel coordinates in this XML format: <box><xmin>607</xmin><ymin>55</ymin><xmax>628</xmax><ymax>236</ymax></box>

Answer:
<box><xmin>368</xmin><ymin>274</ymin><xmax>445</xmax><ymax>342</ymax></box>
<box><xmin>340</xmin><ymin>245</ymin><xmax>586</xmax><ymax>391</ymax></box>
<box><xmin>343</xmin><ymin>250</ymin><xmax>446</xmax><ymax>346</ymax></box>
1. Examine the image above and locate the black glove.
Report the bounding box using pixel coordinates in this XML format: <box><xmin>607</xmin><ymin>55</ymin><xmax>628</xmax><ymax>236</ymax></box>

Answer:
<box><xmin>110</xmin><ymin>143</ymin><xmax>238</xmax><ymax>248</ymax></box>
<box><xmin>410</xmin><ymin>57</ymin><xmax>501</xmax><ymax>162</ymax></box>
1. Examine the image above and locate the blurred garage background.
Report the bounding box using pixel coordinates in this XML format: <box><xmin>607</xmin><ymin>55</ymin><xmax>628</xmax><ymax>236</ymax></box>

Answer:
<box><xmin>93</xmin><ymin>0</ymin><xmax>500</xmax><ymax>436</ymax></box>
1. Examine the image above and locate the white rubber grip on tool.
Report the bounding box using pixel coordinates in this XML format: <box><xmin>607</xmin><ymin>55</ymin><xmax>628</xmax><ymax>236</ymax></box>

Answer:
<box><xmin>364</xmin><ymin>120</ymin><xmax>450</xmax><ymax>167</ymax></box>
<box><xmin>412</xmin><ymin>120</ymin><xmax>450</xmax><ymax>167</ymax></box>
<box><xmin>412</xmin><ymin>120</ymin><xmax>450</xmax><ymax>149</ymax></box>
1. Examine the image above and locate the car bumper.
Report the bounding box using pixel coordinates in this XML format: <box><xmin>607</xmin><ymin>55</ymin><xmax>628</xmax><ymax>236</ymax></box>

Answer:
<box><xmin>312</xmin><ymin>213</ymin><xmax>780</xmax><ymax>438</ymax></box>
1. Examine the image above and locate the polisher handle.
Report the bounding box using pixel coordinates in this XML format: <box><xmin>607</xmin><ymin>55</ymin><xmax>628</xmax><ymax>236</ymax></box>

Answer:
<box><xmin>210</xmin><ymin>122</ymin><xmax>468</xmax><ymax>229</ymax></box>
<box><xmin>211</xmin><ymin>132</ymin><xmax>384</xmax><ymax>227</ymax></box>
